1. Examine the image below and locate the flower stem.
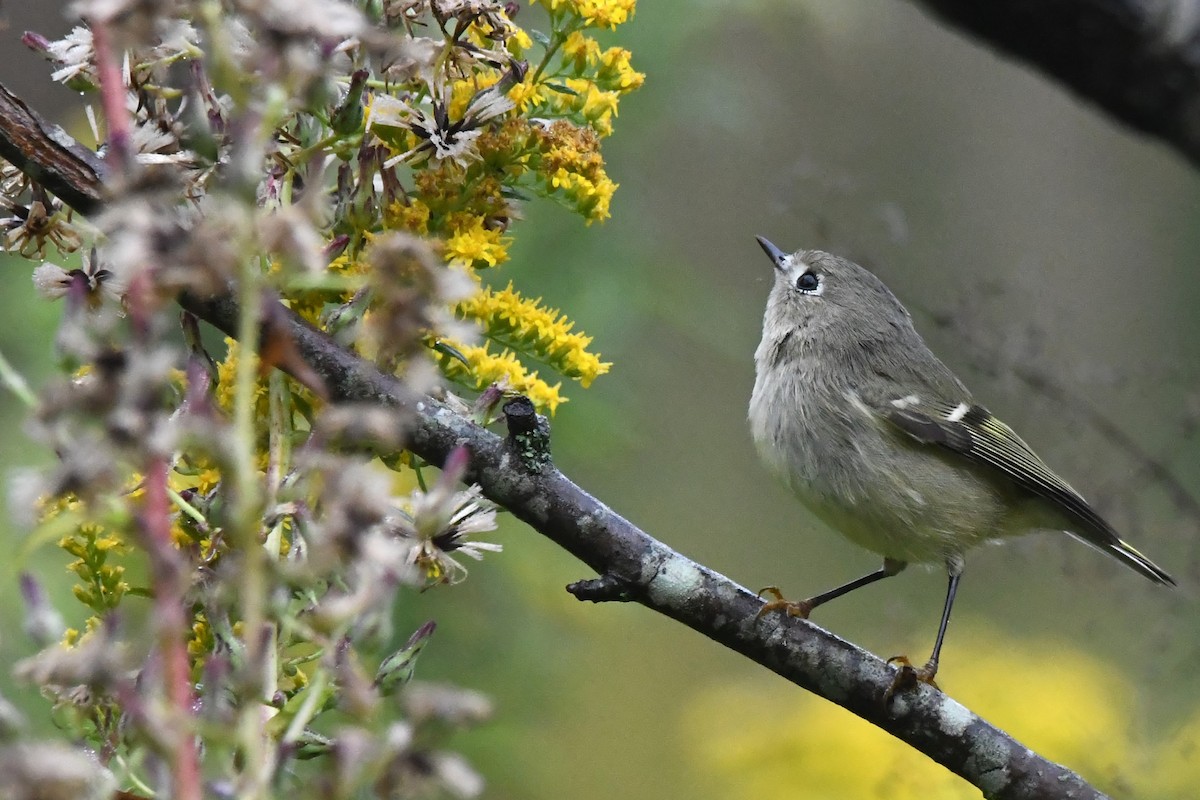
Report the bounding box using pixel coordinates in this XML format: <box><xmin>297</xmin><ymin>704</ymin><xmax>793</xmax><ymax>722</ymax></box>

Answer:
<box><xmin>0</xmin><ymin>348</ymin><xmax>37</xmax><ymax>407</ymax></box>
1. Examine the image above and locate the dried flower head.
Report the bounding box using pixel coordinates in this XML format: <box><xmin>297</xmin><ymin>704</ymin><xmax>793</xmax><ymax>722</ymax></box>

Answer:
<box><xmin>392</xmin><ymin>447</ymin><xmax>500</xmax><ymax>585</ymax></box>
<box><xmin>33</xmin><ymin>248</ymin><xmax>125</xmax><ymax>308</ymax></box>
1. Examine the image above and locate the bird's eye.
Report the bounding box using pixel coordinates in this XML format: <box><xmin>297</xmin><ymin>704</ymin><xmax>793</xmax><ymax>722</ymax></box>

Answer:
<box><xmin>796</xmin><ymin>272</ymin><xmax>820</xmax><ymax>293</ymax></box>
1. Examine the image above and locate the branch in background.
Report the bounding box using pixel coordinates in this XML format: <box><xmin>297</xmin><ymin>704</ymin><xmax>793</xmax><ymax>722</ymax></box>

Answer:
<box><xmin>0</xmin><ymin>83</ymin><xmax>1105</xmax><ymax>800</ymax></box>
<box><xmin>909</xmin><ymin>0</ymin><xmax>1200</xmax><ymax>165</ymax></box>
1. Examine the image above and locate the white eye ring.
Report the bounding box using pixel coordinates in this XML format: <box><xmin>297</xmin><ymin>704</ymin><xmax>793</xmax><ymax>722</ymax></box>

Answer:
<box><xmin>795</xmin><ymin>271</ymin><xmax>822</xmax><ymax>295</ymax></box>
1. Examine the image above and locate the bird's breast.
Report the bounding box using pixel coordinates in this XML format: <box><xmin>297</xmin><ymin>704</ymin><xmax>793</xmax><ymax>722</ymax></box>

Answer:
<box><xmin>750</xmin><ymin>367</ymin><xmax>1012</xmax><ymax>563</ymax></box>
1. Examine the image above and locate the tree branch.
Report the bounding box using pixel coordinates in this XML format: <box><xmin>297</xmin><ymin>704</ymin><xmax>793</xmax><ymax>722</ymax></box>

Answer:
<box><xmin>908</xmin><ymin>0</ymin><xmax>1200</xmax><ymax>165</ymax></box>
<box><xmin>0</xmin><ymin>84</ymin><xmax>105</xmax><ymax>214</ymax></box>
<box><xmin>0</xmin><ymin>83</ymin><xmax>1107</xmax><ymax>800</ymax></box>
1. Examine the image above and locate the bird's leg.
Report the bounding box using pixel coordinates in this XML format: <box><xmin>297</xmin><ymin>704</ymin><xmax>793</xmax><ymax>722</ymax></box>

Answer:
<box><xmin>757</xmin><ymin>558</ymin><xmax>907</xmax><ymax>620</ymax></box>
<box><xmin>886</xmin><ymin>565</ymin><xmax>962</xmax><ymax>701</ymax></box>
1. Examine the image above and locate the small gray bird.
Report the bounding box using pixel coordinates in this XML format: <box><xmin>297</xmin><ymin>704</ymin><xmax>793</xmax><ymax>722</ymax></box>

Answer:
<box><xmin>748</xmin><ymin>237</ymin><xmax>1174</xmax><ymax>687</ymax></box>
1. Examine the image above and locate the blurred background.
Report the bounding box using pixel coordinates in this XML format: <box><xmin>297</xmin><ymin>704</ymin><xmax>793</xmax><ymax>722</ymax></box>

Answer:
<box><xmin>2</xmin><ymin>1</ymin><xmax>1199</xmax><ymax>797</ymax></box>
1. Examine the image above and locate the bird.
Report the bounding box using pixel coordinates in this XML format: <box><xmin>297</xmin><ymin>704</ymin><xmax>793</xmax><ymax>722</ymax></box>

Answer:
<box><xmin>747</xmin><ymin>236</ymin><xmax>1175</xmax><ymax>690</ymax></box>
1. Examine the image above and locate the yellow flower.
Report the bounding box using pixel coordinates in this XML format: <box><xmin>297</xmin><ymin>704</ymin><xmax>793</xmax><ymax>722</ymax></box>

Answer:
<box><xmin>172</xmin><ymin>453</ymin><xmax>223</xmax><ymax>495</ymax></box>
<box><xmin>188</xmin><ymin>615</ymin><xmax>214</xmax><ymax>659</ymax></box>
<box><xmin>576</xmin><ymin>0</ymin><xmax>636</xmax><ymax>28</ymax></box>
<box><xmin>584</xmin><ymin>174</ymin><xmax>617</xmax><ymax>221</ymax></box>
<box><xmin>457</xmin><ymin>282</ymin><xmax>611</xmax><ymax>386</ymax></box>
<box><xmin>386</xmin><ymin>198</ymin><xmax>432</xmax><ymax>235</ymax></box>
<box><xmin>534</xmin><ymin>0</ymin><xmax>636</xmax><ymax>29</ymax></box>
<box><xmin>507</xmin><ymin>76</ymin><xmax>547</xmax><ymax>114</ymax></box>
<box><xmin>215</xmin><ymin>337</ymin><xmax>268</xmax><ymax>414</ymax></box>
<box><xmin>91</xmin><ymin>534</ymin><xmax>126</xmax><ymax>551</ymax></box>
<box><xmin>508</xmin><ymin>27</ymin><xmax>534</xmax><ymax>57</ymax></box>
<box><xmin>546</xmin><ymin>167</ymin><xmax>617</xmax><ymax>222</ymax></box>
<box><xmin>537</xmin><ymin>120</ymin><xmax>603</xmax><ymax>172</ymax></box>
<box><xmin>435</xmin><ymin>338</ymin><xmax>565</xmax><ymax>414</ymax></box>
<box><xmin>565</xmin><ymin>78</ymin><xmax>620</xmax><ymax>136</ymax></box>
<box><xmin>596</xmin><ymin>47</ymin><xmax>644</xmax><ymax>92</ymax></box>
<box><xmin>562</xmin><ymin>31</ymin><xmax>601</xmax><ymax>72</ymax></box>
<box><xmin>61</xmin><ymin>521</ymin><xmax>131</xmax><ymax>613</ymax></box>
<box><xmin>445</xmin><ymin>217</ymin><xmax>510</xmax><ymax>268</ymax></box>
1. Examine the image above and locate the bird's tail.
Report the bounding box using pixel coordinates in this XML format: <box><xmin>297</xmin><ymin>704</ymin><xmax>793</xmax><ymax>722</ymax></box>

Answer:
<box><xmin>1097</xmin><ymin>537</ymin><xmax>1176</xmax><ymax>586</ymax></box>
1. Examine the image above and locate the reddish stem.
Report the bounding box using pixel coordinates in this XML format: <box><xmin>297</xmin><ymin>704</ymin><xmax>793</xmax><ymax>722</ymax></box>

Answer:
<box><xmin>88</xmin><ymin>20</ymin><xmax>132</xmax><ymax>174</ymax></box>
<box><xmin>142</xmin><ymin>458</ymin><xmax>203</xmax><ymax>800</ymax></box>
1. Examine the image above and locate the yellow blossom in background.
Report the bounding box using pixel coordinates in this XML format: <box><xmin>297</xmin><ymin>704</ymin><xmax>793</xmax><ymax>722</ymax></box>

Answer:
<box><xmin>436</xmin><ymin>337</ymin><xmax>565</xmax><ymax>414</ymax></box>
<box><xmin>535</xmin><ymin>0</ymin><xmax>637</xmax><ymax>29</ymax></box>
<box><xmin>458</xmin><ymin>282</ymin><xmax>610</xmax><ymax>386</ymax></box>
<box><xmin>60</xmin><ymin>522</ymin><xmax>131</xmax><ymax>614</ymax></box>
<box><xmin>1146</xmin><ymin>710</ymin><xmax>1200</xmax><ymax>798</ymax></box>
<box><xmin>684</xmin><ymin>622</ymin><xmax>1185</xmax><ymax>799</ymax></box>
<box><xmin>214</xmin><ymin>337</ymin><xmax>267</xmax><ymax>415</ymax></box>
<box><xmin>188</xmin><ymin>614</ymin><xmax>214</xmax><ymax>659</ymax></box>
<box><xmin>169</xmin><ymin>517</ymin><xmax>191</xmax><ymax>548</ymax></box>
<box><xmin>171</xmin><ymin>453</ymin><xmax>223</xmax><ymax>495</ymax></box>
<box><xmin>445</xmin><ymin>217</ymin><xmax>510</xmax><ymax>268</ymax></box>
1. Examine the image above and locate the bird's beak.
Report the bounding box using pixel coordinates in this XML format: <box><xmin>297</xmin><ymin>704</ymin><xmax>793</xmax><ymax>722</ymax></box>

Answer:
<box><xmin>755</xmin><ymin>236</ymin><xmax>787</xmax><ymax>272</ymax></box>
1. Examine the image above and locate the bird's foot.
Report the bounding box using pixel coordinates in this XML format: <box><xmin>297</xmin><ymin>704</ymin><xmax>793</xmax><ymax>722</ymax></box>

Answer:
<box><xmin>755</xmin><ymin>586</ymin><xmax>814</xmax><ymax>620</ymax></box>
<box><xmin>883</xmin><ymin>655</ymin><xmax>939</xmax><ymax>705</ymax></box>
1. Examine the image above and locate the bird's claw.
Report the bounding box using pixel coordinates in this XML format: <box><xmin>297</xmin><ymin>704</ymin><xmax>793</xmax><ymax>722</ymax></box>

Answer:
<box><xmin>883</xmin><ymin>655</ymin><xmax>939</xmax><ymax>705</ymax></box>
<box><xmin>755</xmin><ymin>586</ymin><xmax>814</xmax><ymax>621</ymax></box>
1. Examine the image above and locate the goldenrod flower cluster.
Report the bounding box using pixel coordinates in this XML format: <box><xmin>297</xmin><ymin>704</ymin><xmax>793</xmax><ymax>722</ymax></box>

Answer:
<box><xmin>535</xmin><ymin>120</ymin><xmax>618</xmax><ymax>221</ymax></box>
<box><xmin>435</xmin><ymin>338</ymin><xmax>566</xmax><ymax>414</ymax></box>
<box><xmin>214</xmin><ymin>337</ymin><xmax>265</xmax><ymax>411</ymax></box>
<box><xmin>457</xmin><ymin>283</ymin><xmax>611</xmax><ymax>387</ymax></box>
<box><xmin>445</xmin><ymin>217</ymin><xmax>511</xmax><ymax>269</ymax></box>
<box><xmin>350</xmin><ymin>1</ymin><xmax>641</xmax><ymax>413</ymax></box>
<box><xmin>60</xmin><ymin>520</ymin><xmax>130</xmax><ymax>614</ymax></box>
<box><xmin>535</xmin><ymin>0</ymin><xmax>638</xmax><ymax>30</ymax></box>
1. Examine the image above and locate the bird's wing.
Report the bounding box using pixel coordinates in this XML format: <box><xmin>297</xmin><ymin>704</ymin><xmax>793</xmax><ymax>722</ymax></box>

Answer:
<box><xmin>876</xmin><ymin>396</ymin><xmax>1116</xmax><ymax>541</ymax></box>
<box><xmin>876</xmin><ymin>394</ymin><xmax>1174</xmax><ymax>585</ymax></box>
